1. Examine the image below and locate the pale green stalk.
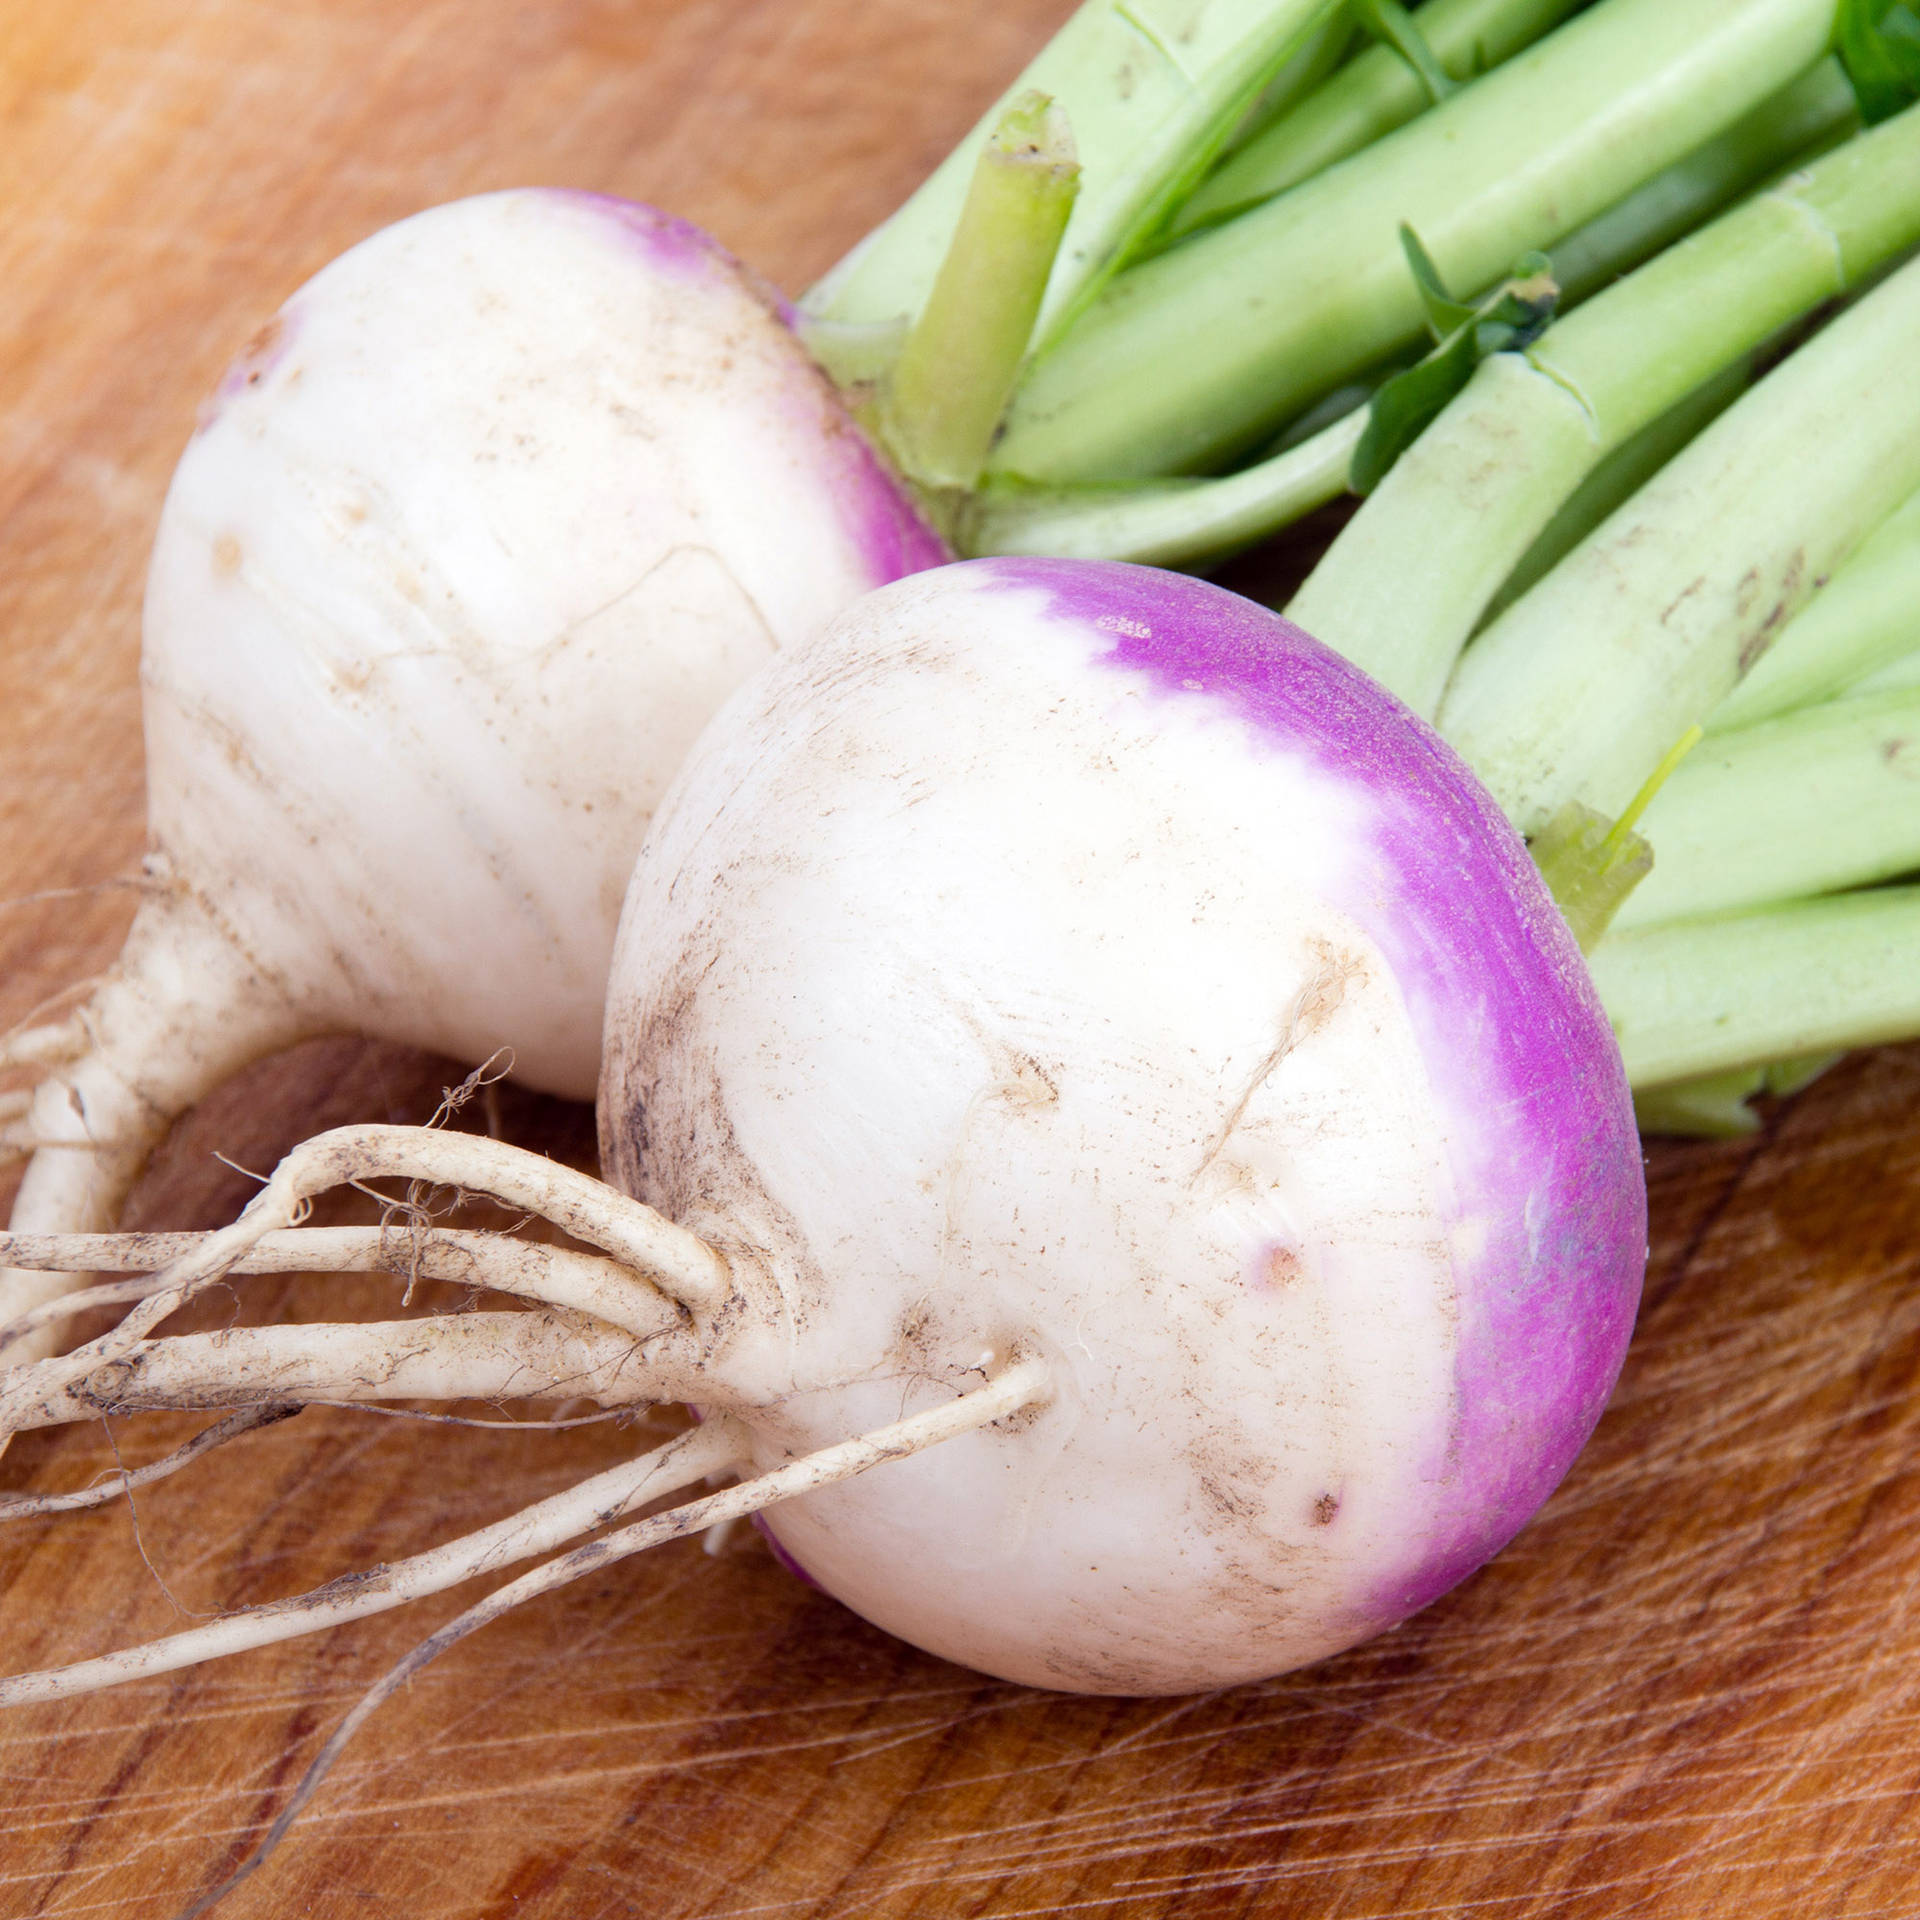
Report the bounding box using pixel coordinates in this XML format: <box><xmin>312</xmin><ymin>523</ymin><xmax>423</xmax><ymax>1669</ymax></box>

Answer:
<box><xmin>1851</xmin><ymin>645</ymin><xmax>1920</xmax><ymax>696</ymax></box>
<box><xmin>881</xmin><ymin>95</ymin><xmax>1081</xmax><ymax>489</ymax></box>
<box><xmin>1221</xmin><ymin>2</ymin><xmax>1357</xmax><ymax>157</ymax></box>
<box><xmin>1617</xmin><ymin>688</ymin><xmax>1920</xmax><ymax>930</ymax></box>
<box><xmin>1550</xmin><ymin>57</ymin><xmax>1859</xmax><ymax>302</ymax></box>
<box><xmin>957</xmin><ymin>66</ymin><xmax>1860</xmax><ymax>571</ymax></box>
<box><xmin>1707</xmin><ymin>482</ymin><xmax>1920</xmax><ymax>731</ymax></box>
<box><xmin>958</xmin><ymin>402</ymin><xmax>1364</xmax><ymax>562</ymax></box>
<box><xmin>802</xmin><ymin>0</ymin><xmax>1336</xmax><ymax>355</ymax></box>
<box><xmin>1170</xmin><ymin>0</ymin><xmax>1585</xmax><ymax>236</ymax></box>
<box><xmin>1476</xmin><ymin>359</ymin><xmax>1752</xmax><ymax>628</ymax></box>
<box><xmin>1633</xmin><ymin>1055</ymin><xmax>1841</xmax><ymax>1136</ymax></box>
<box><xmin>1439</xmin><ymin>252</ymin><xmax>1920</xmax><ymax>835</ymax></box>
<box><xmin>991</xmin><ymin>0</ymin><xmax>1838</xmax><ymax>483</ymax></box>
<box><xmin>1590</xmin><ymin>886</ymin><xmax>1920</xmax><ymax>1089</ymax></box>
<box><xmin>1288</xmin><ymin>101</ymin><xmax>1920</xmax><ymax>715</ymax></box>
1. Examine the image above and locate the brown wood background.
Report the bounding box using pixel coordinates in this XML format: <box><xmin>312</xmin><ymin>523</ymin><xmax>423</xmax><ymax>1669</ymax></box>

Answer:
<box><xmin>3</xmin><ymin>2</ymin><xmax>1919</xmax><ymax>1914</ymax></box>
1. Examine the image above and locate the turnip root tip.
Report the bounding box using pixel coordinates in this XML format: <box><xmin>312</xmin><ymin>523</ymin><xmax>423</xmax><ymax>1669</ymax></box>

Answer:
<box><xmin>0</xmin><ymin>1405</ymin><xmax>296</xmax><ymax>1519</ymax></box>
<box><xmin>0</xmin><ymin>1416</ymin><xmax>754</xmax><ymax>1711</ymax></box>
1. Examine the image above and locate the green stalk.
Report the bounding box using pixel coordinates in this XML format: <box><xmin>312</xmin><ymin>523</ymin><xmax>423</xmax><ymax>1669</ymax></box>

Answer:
<box><xmin>957</xmin><ymin>402</ymin><xmax>1364</xmax><ymax>562</ymax></box>
<box><xmin>1168</xmin><ymin>0</ymin><xmax>1585</xmax><ymax>238</ymax></box>
<box><xmin>1633</xmin><ymin>1055</ymin><xmax>1842</xmax><ymax>1136</ymax></box>
<box><xmin>1286</xmin><ymin>99</ymin><xmax>1920</xmax><ymax>715</ymax></box>
<box><xmin>954</xmin><ymin>76</ymin><xmax>1858</xmax><ymax>571</ymax></box>
<box><xmin>801</xmin><ymin>0</ymin><xmax>1336</xmax><ymax>355</ymax></box>
<box><xmin>1852</xmin><ymin>643</ymin><xmax>1920</xmax><ymax>696</ymax></box>
<box><xmin>1707</xmin><ymin>481</ymin><xmax>1920</xmax><ymax>730</ymax></box>
<box><xmin>1438</xmin><ymin>251</ymin><xmax>1920</xmax><ymax>836</ymax></box>
<box><xmin>1589</xmin><ymin>885</ymin><xmax>1920</xmax><ymax>1088</ymax></box>
<box><xmin>1220</xmin><ymin>2</ymin><xmax>1359</xmax><ymax>158</ymax></box>
<box><xmin>1617</xmin><ymin>688</ymin><xmax>1920</xmax><ymax>930</ymax></box>
<box><xmin>1550</xmin><ymin>56</ymin><xmax>1860</xmax><ymax>302</ymax></box>
<box><xmin>1477</xmin><ymin>359</ymin><xmax>1752</xmax><ymax>628</ymax></box>
<box><xmin>880</xmin><ymin>95</ymin><xmax>1081</xmax><ymax>490</ymax></box>
<box><xmin>991</xmin><ymin>0</ymin><xmax>1839</xmax><ymax>483</ymax></box>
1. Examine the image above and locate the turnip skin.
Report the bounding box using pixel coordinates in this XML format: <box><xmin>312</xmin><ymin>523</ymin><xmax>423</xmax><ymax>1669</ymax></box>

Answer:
<box><xmin>3</xmin><ymin>188</ymin><xmax>941</xmax><ymax>1358</ymax></box>
<box><xmin>600</xmin><ymin>558</ymin><xmax>1644</xmax><ymax>1693</ymax></box>
<box><xmin>142</xmin><ymin>187</ymin><xmax>942</xmax><ymax>1096</ymax></box>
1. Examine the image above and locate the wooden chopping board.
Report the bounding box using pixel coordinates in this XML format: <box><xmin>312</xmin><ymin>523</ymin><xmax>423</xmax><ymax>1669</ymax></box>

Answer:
<box><xmin>4</xmin><ymin>2</ymin><xmax>1920</xmax><ymax>1914</ymax></box>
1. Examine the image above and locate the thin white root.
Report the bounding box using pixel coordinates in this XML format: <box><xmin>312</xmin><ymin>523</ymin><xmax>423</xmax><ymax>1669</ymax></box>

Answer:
<box><xmin>0</xmin><ymin>1226</ymin><xmax>678</xmax><ymax>1353</ymax></box>
<box><xmin>0</xmin><ymin>1018</ymin><xmax>88</xmax><ymax>1072</ymax></box>
<box><xmin>0</xmin><ymin>1407</ymin><xmax>299</xmax><ymax>1517</ymax></box>
<box><xmin>0</xmin><ymin>1124</ymin><xmax>728</xmax><ymax>1443</ymax></box>
<box><xmin>5</xmin><ymin>1310</ymin><xmax>698</xmax><ymax>1432</ymax></box>
<box><xmin>263</xmin><ymin>1126</ymin><xmax>731</xmax><ymax>1308</ymax></box>
<box><xmin>0</xmin><ymin>1416</ymin><xmax>750</xmax><ymax>1708</ymax></box>
<box><xmin>169</xmin><ymin>1357</ymin><xmax>1051</xmax><ymax>1919</ymax></box>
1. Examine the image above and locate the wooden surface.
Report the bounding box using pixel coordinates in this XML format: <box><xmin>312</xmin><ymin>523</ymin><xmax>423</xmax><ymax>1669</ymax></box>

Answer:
<box><xmin>3</xmin><ymin>3</ymin><xmax>1920</xmax><ymax>1914</ymax></box>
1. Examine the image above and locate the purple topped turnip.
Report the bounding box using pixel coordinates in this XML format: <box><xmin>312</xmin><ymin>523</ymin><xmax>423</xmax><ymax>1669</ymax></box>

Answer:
<box><xmin>599</xmin><ymin>558</ymin><xmax>1645</xmax><ymax>1688</ymax></box>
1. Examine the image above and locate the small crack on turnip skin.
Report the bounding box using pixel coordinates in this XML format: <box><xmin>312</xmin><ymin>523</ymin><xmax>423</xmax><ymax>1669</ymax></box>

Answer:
<box><xmin>2</xmin><ymin>187</ymin><xmax>944</xmax><ymax>1362</ymax></box>
<box><xmin>599</xmin><ymin>559</ymin><xmax>1644</xmax><ymax>1696</ymax></box>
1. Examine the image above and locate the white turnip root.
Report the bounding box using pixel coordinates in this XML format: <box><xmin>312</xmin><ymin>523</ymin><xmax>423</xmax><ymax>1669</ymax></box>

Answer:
<box><xmin>0</xmin><ymin>187</ymin><xmax>942</xmax><ymax>1360</ymax></box>
<box><xmin>0</xmin><ymin>559</ymin><xmax>1644</xmax><ymax>1720</ymax></box>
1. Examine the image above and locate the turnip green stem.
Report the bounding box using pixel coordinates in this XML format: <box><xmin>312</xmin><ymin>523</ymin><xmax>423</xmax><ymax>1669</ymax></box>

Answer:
<box><xmin>1708</xmin><ymin>481</ymin><xmax>1920</xmax><ymax>730</ymax></box>
<box><xmin>802</xmin><ymin>0</ymin><xmax>1336</xmax><ymax>351</ymax></box>
<box><xmin>881</xmin><ymin>93</ymin><xmax>1080</xmax><ymax>490</ymax></box>
<box><xmin>1852</xmin><ymin>643</ymin><xmax>1920</xmax><ymax>697</ymax></box>
<box><xmin>961</xmin><ymin>70</ymin><xmax>1866</xmax><ymax>570</ymax></box>
<box><xmin>1617</xmin><ymin>688</ymin><xmax>1920</xmax><ymax>930</ymax></box>
<box><xmin>992</xmin><ymin>0</ymin><xmax>1840</xmax><ymax>482</ymax></box>
<box><xmin>1478</xmin><ymin>359</ymin><xmax>1752</xmax><ymax>628</ymax></box>
<box><xmin>1590</xmin><ymin>885</ymin><xmax>1920</xmax><ymax>1088</ymax></box>
<box><xmin>1549</xmin><ymin>57</ymin><xmax>1861</xmax><ymax>304</ymax></box>
<box><xmin>1218</xmin><ymin>2</ymin><xmax>1358</xmax><ymax>160</ymax></box>
<box><xmin>176</xmin><ymin>1359</ymin><xmax>1051</xmax><ymax>1920</ymax></box>
<box><xmin>1171</xmin><ymin>0</ymin><xmax>1584</xmax><ymax>236</ymax></box>
<box><xmin>1288</xmin><ymin>98</ymin><xmax>1920</xmax><ymax>714</ymax></box>
<box><xmin>1440</xmin><ymin>250</ymin><xmax>1920</xmax><ymax>834</ymax></box>
<box><xmin>0</xmin><ymin>1419</ymin><xmax>749</xmax><ymax>1709</ymax></box>
<box><xmin>958</xmin><ymin>405</ymin><xmax>1363</xmax><ymax>562</ymax></box>
<box><xmin>1632</xmin><ymin>1054</ymin><xmax>1842</xmax><ymax>1137</ymax></box>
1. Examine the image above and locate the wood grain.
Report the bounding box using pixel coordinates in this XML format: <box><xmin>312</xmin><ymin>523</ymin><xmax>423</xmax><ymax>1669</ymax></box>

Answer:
<box><xmin>3</xmin><ymin>4</ymin><xmax>1918</xmax><ymax>1915</ymax></box>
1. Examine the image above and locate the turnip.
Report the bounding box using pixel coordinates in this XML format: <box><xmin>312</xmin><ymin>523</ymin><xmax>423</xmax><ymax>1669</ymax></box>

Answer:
<box><xmin>0</xmin><ymin>562</ymin><xmax>1645</xmax><ymax>1898</ymax></box>
<box><xmin>0</xmin><ymin>186</ymin><xmax>943</xmax><ymax>1362</ymax></box>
